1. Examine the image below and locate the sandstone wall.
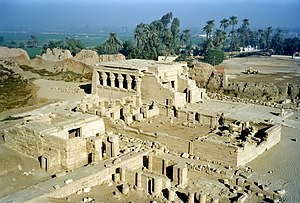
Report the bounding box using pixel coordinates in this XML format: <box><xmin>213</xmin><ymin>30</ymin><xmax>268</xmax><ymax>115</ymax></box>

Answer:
<box><xmin>4</xmin><ymin>124</ymin><xmax>98</xmax><ymax>172</ymax></box>
<box><xmin>141</xmin><ymin>73</ymin><xmax>175</xmax><ymax>105</ymax></box>
<box><xmin>237</xmin><ymin>124</ymin><xmax>281</xmax><ymax>166</ymax></box>
<box><xmin>4</xmin><ymin>126</ymin><xmax>43</xmax><ymax>157</ymax></box>
<box><xmin>47</xmin><ymin>151</ymin><xmax>147</xmax><ymax>199</ymax></box>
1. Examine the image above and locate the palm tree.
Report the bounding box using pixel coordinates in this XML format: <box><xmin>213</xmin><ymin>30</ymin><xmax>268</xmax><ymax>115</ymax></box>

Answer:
<box><xmin>160</xmin><ymin>12</ymin><xmax>173</xmax><ymax>27</ymax></box>
<box><xmin>203</xmin><ymin>20</ymin><xmax>215</xmax><ymax>39</ymax></box>
<box><xmin>229</xmin><ymin>16</ymin><xmax>238</xmax><ymax>33</ymax></box>
<box><xmin>220</xmin><ymin>18</ymin><xmax>229</xmax><ymax>31</ymax></box>
<box><xmin>102</xmin><ymin>33</ymin><xmax>123</xmax><ymax>54</ymax></box>
<box><xmin>265</xmin><ymin>27</ymin><xmax>272</xmax><ymax>49</ymax></box>
<box><xmin>229</xmin><ymin>16</ymin><xmax>239</xmax><ymax>51</ymax></box>
<box><xmin>134</xmin><ymin>23</ymin><xmax>149</xmax><ymax>48</ymax></box>
<box><xmin>258</xmin><ymin>29</ymin><xmax>266</xmax><ymax>49</ymax></box>
<box><xmin>179</xmin><ymin>29</ymin><xmax>191</xmax><ymax>47</ymax></box>
<box><xmin>214</xmin><ymin>29</ymin><xmax>227</xmax><ymax>48</ymax></box>
<box><xmin>239</xmin><ymin>19</ymin><xmax>250</xmax><ymax>49</ymax></box>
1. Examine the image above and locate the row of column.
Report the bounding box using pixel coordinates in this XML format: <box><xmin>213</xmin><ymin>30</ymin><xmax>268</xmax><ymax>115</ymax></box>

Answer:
<box><xmin>98</xmin><ymin>71</ymin><xmax>141</xmax><ymax>93</ymax></box>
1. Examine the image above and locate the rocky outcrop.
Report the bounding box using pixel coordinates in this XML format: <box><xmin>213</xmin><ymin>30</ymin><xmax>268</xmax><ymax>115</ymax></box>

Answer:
<box><xmin>225</xmin><ymin>82</ymin><xmax>281</xmax><ymax>101</ymax></box>
<box><xmin>41</xmin><ymin>48</ymin><xmax>72</xmax><ymax>61</ymax></box>
<box><xmin>0</xmin><ymin>47</ymin><xmax>30</xmax><ymax>64</ymax></box>
<box><xmin>189</xmin><ymin>61</ymin><xmax>300</xmax><ymax>103</ymax></box>
<box><xmin>188</xmin><ymin>62</ymin><xmax>223</xmax><ymax>91</ymax></box>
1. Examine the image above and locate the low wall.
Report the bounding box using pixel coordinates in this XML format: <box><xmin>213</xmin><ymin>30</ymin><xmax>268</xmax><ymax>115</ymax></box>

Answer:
<box><xmin>192</xmin><ymin>139</ymin><xmax>238</xmax><ymax>166</ymax></box>
<box><xmin>0</xmin><ymin>150</ymin><xmax>150</xmax><ymax>203</ymax></box>
<box><xmin>48</xmin><ymin>151</ymin><xmax>146</xmax><ymax>199</ymax></box>
<box><xmin>237</xmin><ymin>124</ymin><xmax>281</xmax><ymax>166</ymax></box>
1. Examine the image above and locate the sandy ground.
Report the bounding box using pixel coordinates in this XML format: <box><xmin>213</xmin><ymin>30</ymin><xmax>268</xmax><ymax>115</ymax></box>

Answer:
<box><xmin>33</xmin><ymin>79</ymin><xmax>87</xmax><ymax>102</ymax></box>
<box><xmin>0</xmin><ymin>78</ymin><xmax>90</xmax><ymax>199</ymax></box>
<box><xmin>0</xmin><ymin>143</ymin><xmax>50</xmax><ymax>198</ymax></box>
<box><xmin>1</xmin><ymin>56</ymin><xmax>300</xmax><ymax>201</ymax></box>
<box><xmin>214</xmin><ymin>57</ymin><xmax>300</xmax><ymax>202</ymax></box>
<box><xmin>248</xmin><ymin>111</ymin><xmax>300</xmax><ymax>203</ymax></box>
<box><xmin>217</xmin><ymin>56</ymin><xmax>300</xmax><ymax>85</ymax></box>
<box><xmin>188</xmin><ymin>99</ymin><xmax>300</xmax><ymax>202</ymax></box>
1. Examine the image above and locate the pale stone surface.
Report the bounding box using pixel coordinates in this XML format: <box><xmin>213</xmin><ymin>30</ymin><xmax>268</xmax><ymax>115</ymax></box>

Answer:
<box><xmin>0</xmin><ymin>55</ymin><xmax>288</xmax><ymax>203</ymax></box>
<box><xmin>41</xmin><ymin>48</ymin><xmax>72</xmax><ymax>61</ymax></box>
<box><xmin>0</xmin><ymin>47</ymin><xmax>30</xmax><ymax>64</ymax></box>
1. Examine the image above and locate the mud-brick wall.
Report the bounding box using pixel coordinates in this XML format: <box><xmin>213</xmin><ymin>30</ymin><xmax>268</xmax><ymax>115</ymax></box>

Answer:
<box><xmin>237</xmin><ymin>124</ymin><xmax>281</xmax><ymax>166</ymax></box>
<box><xmin>4</xmin><ymin>126</ymin><xmax>43</xmax><ymax>157</ymax></box>
<box><xmin>192</xmin><ymin>139</ymin><xmax>238</xmax><ymax>166</ymax></box>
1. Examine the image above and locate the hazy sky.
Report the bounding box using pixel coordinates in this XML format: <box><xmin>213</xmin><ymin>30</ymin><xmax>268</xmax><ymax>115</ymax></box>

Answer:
<box><xmin>1</xmin><ymin>0</ymin><xmax>299</xmax><ymax>31</ymax></box>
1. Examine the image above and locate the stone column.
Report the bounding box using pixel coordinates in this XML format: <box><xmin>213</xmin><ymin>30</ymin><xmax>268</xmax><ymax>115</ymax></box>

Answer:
<box><xmin>136</xmin><ymin>172</ymin><xmax>142</xmax><ymax>189</ymax></box>
<box><xmin>178</xmin><ymin>163</ymin><xmax>188</xmax><ymax>188</ymax></box>
<box><xmin>153</xmin><ymin>177</ymin><xmax>162</xmax><ymax>196</ymax></box>
<box><xmin>212</xmin><ymin>198</ymin><xmax>219</xmax><ymax>203</ymax></box>
<box><xmin>127</xmin><ymin>75</ymin><xmax>132</xmax><ymax>90</ymax></box>
<box><xmin>136</xmin><ymin>76</ymin><xmax>142</xmax><ymax>94</ymax></box>
<box><xmin>168</xmin><ymin>187</ymin><xmax>176</xmax><ymax>201</ymax></box>
<box><xmin>108</xmin><ymin>133</ymin><xmax>119</xmax><ymax>157</ymax></box>
<box><xmin>162</xmin><ymin>159</ymin><xmax>168</xmax><ymax>176</ymax></box>
<box><xmin>148</xmin><ymin>155</ymin><xmax>153</xmax><ymax>171</ymax></box>
<box><xmin>94</xmin><ymin>137</ymin><xmax>103</xmax><ymax>161</ymax></box>
<box><xmin>120</xmin><ymin>167</ymin><xmax>126</xmax><ymax>182</ymax></box>
<box><xmin>200</xmin><ymin>193</ymin><xmax>207</xmax><ymax>203</ymax></box>
<box><xmin>188</xmin><ymin>191</ymin><xmax>195</xmax><ymax>203</ymax></box>
<box><xmin>121</xmin><ymin>183</ymin><xmax>129</xmax><ymax>194</ymax></box>
<box><xmin>110</xmin><ymin>72</ymin><xmax>116</xmax><ymax>87</ymax></box>
<box><xmin>92</xmin><ymin>70</ymin><xmax>100</xmax><ymax>94</ymax></box>
<box><xmin>102</xmin><ymin>72</ymin><xmax>107</xmax><ymax>86</ymax></box>
<box><xmin>118</xmin><ymin>73</ymin><xmax>124</xmax><ymax>89</ymax></box>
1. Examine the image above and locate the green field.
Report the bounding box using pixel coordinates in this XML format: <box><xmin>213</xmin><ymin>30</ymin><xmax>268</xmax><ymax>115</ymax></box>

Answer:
<box><xmin>0</xmin><ymin>32</ymin><xmax>134</xmax><ymax>58</ymax></box>
<box><xmin>0</xmin><ymin>31</ymin><xmax>203</xmax><ymax>59</ymax></box>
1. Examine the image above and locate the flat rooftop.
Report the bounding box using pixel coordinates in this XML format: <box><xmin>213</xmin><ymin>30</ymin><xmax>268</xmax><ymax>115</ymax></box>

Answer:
<box><xmin>9</xmin><ymin>102</ymin><xmax>100</xmax><ymax>132</ymax></box>
<box><xmin>95</xmin><ymin>59</ymin><xmax>184</xmax><ymax>71</ymax></box>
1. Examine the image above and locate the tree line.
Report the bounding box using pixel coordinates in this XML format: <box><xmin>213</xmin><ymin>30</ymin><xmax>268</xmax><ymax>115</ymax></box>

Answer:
<box><xmin>2</xmin><ymin>12</ymin><xmax>299</xmax><ymax>63</ymax></box>
<box><xmin>96</xmin><ymin>13</ymin><xmax>300</xmax><ymax>63</ymax></box>
<box><xmin>96</xmin><ymin>12</ymin><xmax>191</xmax><ymax>60</ymax></box>
<box><xmin>200</xmin><ymin>16</ymin><xmax>299</xmax><ymax>56</ymax></box>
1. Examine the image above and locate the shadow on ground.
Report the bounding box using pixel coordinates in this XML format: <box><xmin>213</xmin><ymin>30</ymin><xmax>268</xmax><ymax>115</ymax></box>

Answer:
<box><xmin>80</xmin><ymin>84</ymin><xmax>91</xmax><ymax>94</ymax></box>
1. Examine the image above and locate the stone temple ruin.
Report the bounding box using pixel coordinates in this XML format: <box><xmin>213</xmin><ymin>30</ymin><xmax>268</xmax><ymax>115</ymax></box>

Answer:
<box><xmin>1</xmin><ymin>57</ymin><xmax>284</xmax><ymax>202</ymax></box>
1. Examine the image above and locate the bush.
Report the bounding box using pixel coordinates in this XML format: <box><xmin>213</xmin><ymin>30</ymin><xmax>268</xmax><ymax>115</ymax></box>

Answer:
<box><xmin>204</xmin><ymin>49</ymin><xmax>225</xmax><ymax>66</ymax></box>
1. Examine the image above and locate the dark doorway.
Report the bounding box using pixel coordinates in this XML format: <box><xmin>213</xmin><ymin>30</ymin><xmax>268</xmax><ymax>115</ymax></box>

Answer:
<box><xmin>166</xmin><ymin>165</ymin><xmax>173</xmax><ymax>180</ymax></box>
<box><xmin>143</xmin><ymin>156</ymin><xmax>149</xmax><ymax>168</ymax></box>
<box><xmin>68</xmin><ymin>128</ymin><xmax>81</xmax><ymax>139</ymax></box>
<box><xmin>88</xmin><ymin>153</ymin><xmax>93</xmax><ymax>164</ymax></box>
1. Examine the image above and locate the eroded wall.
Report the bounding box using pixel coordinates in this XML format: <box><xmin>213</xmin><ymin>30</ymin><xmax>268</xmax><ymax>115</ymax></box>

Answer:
<box><xmin>237</xmin><ymin>124</ymin><xmax>281</xmax><ymax>166</ymax></box>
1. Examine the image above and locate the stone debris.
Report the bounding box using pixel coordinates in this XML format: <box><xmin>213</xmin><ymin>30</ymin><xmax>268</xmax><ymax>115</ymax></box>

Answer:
<box><xmin>53</xmin><ymin>184</ymin><xmax>60</xmax><ymax>190</ymax></box>
<box><xmin>64</xmin><ymin>179</ymin><xmax>73</xmax><ymax>185</ymax></box>
<box><xmin>83</xmin><ymin>187</ymin><xmax>91</xmax><ymax>193</ymax></box>
<box><xmin>82</xmin><ymin>197</ymin><xmax>95</xmax><ymax>203</ymax></box>
<box><xmin>0</xmin><ymin>56</ymin><xmax>288</xmax><ymax>203</ymax></box>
